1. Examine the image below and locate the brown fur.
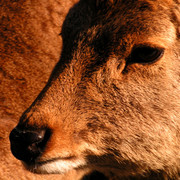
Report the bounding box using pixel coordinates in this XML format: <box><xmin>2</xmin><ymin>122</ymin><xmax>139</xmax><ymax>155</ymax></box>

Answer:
<box><xmin>8</xmin><ymin>0</ymin><xmax>180</xmax><ymax>179</ymax></box>
<box><xmin>0</xmin><ymin>0</ymin><xmax>85</xmax><ymax>179</ymax></box>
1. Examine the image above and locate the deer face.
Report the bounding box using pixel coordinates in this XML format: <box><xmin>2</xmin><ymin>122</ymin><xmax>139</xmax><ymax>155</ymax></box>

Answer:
<box><xmin>10</xmin><ymin>0</ymin><xmax>180</xmax><ymax>178</ymax></box>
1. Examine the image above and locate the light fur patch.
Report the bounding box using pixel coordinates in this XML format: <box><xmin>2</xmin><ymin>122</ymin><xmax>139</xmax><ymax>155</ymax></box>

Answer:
<box><xmin>28</xmin><ymin>158</ymin><xmax>86</xmax><ymax>174</ymax></box>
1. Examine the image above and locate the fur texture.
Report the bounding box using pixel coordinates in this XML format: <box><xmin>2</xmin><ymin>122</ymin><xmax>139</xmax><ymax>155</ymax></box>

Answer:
<box><xmin>8</xmin><ymin>0</ymin><xmax>180</xmax><ymax>179</ymax></box>
<box><xmin>0</xmin><ymin>0</ymin><xmax>83</xmax><ymax>179</ymax></box>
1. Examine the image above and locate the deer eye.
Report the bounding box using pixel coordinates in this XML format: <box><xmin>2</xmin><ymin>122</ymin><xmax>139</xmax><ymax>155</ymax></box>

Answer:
<box><xmin>129</xmin><ymin>46</ymin><xmax>164</xmax><ymax>64</ymax></box>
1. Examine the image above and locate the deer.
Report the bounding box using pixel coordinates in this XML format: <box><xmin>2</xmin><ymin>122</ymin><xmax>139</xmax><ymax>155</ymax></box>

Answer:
<box><xmin>9</xmin><ymin>0</ymin><xmax>180</xmax><ymax>179</ymax></box>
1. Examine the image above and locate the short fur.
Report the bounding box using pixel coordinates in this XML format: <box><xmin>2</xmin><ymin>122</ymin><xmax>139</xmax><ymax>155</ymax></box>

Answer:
<box><xmin>9</xmin><ymin>0</ymin><xmax>180</xmax><ymax>179</ymax></box>
<box><xmin>0</xmin><ymin>0</ymin><xmax>81</xmax><ymax>179</ymax></box>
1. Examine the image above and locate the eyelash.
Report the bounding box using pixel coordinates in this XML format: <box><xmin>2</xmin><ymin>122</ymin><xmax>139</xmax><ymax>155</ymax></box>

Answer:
<box><xmin>127</xmin><ymin>45</ymin><xmax>165</xmax><ymax>65</ymax></box>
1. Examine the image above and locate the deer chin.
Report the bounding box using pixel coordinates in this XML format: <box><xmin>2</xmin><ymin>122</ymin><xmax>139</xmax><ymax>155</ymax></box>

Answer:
<box><xmin>23</xmin><ymin>157</ymin><xmax>87</xmax><ymax>174</ymax></box>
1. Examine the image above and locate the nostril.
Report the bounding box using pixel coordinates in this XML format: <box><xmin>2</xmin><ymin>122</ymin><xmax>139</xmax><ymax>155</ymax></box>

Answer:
<box><xmin>23</xmin><ymin>131</ymin><xmax>45</xmax><ymax>144</ymax></box>
<box><xmin>10</xmin><ymin>128</ymin><xmax>45</xmax><ymax>144</ymax></box>
<box><xmin>9</xmin><ymin>127</ymin><xmax>51</xmax><ymax>163</ymax></box>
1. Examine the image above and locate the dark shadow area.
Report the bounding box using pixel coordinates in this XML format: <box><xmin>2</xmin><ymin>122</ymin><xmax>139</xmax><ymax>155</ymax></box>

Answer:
<box><xmin>82</xmin><ymin>171</ymin><xmax>109</xmax><ymax>180</ymax></box>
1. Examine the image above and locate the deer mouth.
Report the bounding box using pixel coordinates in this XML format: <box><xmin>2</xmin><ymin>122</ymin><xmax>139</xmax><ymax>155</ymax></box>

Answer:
<box><xmin>23</xmin><ymin>156</ymin><xmax>87</xmax><ymax>174</ymax></box>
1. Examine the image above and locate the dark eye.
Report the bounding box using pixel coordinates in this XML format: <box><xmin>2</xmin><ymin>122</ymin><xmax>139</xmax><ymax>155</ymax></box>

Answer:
<box><xmin>129</xmin><ymin>46</ymin><xmax>164</xmax><ymax>64</ymax></box>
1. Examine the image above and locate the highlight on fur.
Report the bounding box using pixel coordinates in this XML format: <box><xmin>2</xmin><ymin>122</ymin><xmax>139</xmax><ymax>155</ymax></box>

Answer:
<box><xmin>8</xmin><ymin>0</ymin><xmax>180</xmax><ymax>179</ymax></box>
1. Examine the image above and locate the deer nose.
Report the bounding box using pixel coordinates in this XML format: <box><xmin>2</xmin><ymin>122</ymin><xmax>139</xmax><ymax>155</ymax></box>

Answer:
<box><xmin>9</xmin><ymin>127</ymin><xmax>50</xmax><ymax>163</ymax></box>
